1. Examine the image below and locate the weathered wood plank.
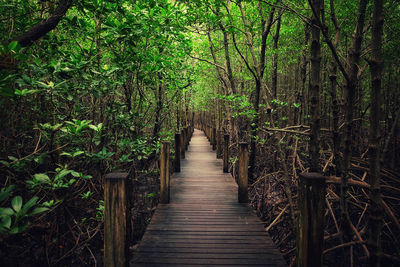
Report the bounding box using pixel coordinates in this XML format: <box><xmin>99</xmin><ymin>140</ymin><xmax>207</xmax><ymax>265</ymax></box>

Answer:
<box><xmin>134</xmin><ymin>252</ymin><xmax>280</xmax><ymax>259</ymax></box>
<box><xmin>138</xmin><ymin>242</ymin><xmax>277</xmax><ymax>249</ymax></box>
<box><xmin>133</xmin><ymin>257</ymin><xmax>286</xmax><ymax>266</ymax></box>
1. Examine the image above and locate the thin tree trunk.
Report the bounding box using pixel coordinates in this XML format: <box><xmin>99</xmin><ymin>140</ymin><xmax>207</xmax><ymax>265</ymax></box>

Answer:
<box><xmin>220</xmin><ymin>24</ymin><xmax>236</xmax><ymax>95</ymax></box>
<box><xmin>368</xmin><ymin>0</ymin><xmax>384</xmax><ymax>265</ymax></box>
<box><xmin>300</xmin><ymin>24</ymin><xmax>310</xmax><ymax>125</ymax></box>
<box><xmin>272</xmin><ymin>14</ymin><xmax>282</xmax><ymax>99</ymax></box>
<box><xmin>329</xmin><ymin>0</ymin><xmax>342</xmax><ymax>179</ymax></box>
<box><xmin>340</xmin><ymin>0</ymin><xmax>368</xmax><ymax>243</ymax></box>
<box><xmin>309</xmin><ymin>0</ymin><xmax>321</xmax><ymax>173</ymax></box>
<box><xmin>152</xmin><ymin>73</ymin><xmax>163</xmax><ymax>140</ymax></box>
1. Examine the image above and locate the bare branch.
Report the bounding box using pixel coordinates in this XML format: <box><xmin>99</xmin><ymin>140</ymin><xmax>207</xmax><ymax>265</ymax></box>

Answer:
<box><xmin>188</xmin><ymin>54</ymin><xmax>226</xmax><ymax>71</ymax></box>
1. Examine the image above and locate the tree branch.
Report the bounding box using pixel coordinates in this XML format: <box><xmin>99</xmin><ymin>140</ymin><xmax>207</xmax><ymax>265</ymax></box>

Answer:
<box><xmin>13</xmin><ymin>0</ymin><xmax>73</xmax><ymax>47</ymax></box>
<box><xmin>188</xmin><ymin>54</ymin><xmax>226</xmax><ymax>71</ymax></box>
<box><xmin>231</xmin><ymin>30</ymin><xmax>258</xmax><ymax>80</ymax></box>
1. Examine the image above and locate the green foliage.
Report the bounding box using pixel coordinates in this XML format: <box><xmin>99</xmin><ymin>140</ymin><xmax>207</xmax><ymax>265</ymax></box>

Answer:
<box><xmin>96</xmin><ymin>200</ymin><xmax>104</xmax><ymax>222</ymax></box>
<box><xmin>26</xmin><ymin>167</ymin><xmax>92</xmax><ymax>190</ymax></box>
<box><xmin>0</xmin><ymin>185</ymin><xmax>49</xmax><ymax>234</ymax></box>
<box><xmin>118</xmin><ymin>137</ymin><xmax>160</xmax><ymax>161</ymax></box>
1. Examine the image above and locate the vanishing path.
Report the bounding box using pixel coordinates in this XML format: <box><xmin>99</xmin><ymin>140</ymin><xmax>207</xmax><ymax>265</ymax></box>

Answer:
<box><xmin>131</xmin><ymin>129</ymin><xmax>286</xmax><ymax>266</ymax></box>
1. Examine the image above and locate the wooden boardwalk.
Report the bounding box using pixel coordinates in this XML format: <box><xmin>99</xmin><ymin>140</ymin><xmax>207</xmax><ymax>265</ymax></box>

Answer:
<box><xmin>131</xmin><ymin>129</ymin><xmax>286</xmax><ymax>266</ymax></box>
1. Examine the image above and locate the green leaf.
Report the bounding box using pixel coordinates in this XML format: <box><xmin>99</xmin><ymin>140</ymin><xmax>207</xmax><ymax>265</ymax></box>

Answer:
<box><xmin>0</xmin><ymin>185</ymin><xmax>14</xmax><ymax>203</ymax></box>
<box><xmin>8</xmin><ymin>156</ymin><xmax>18</xmax><ymax>161</ymax></box>
<box><xmin>72</xmin><ymin>151</ymin><xmax>84</xmax><ymax>157</ymax></box>
<box><xmin>8</xmin><ymin>41</ymin><xmax>19</xmax><ymax>51</ymax></box>
<box><xmin>9</xmin><ymin>221</ymin><xmax>28</xmax><ymax>234</ymax></box>
<box><xmin>35</xmin><ymin>81</ymin><xmax>50</xmax><ymax>88</ymax></box>
<box><xmin>56</xmin><ymin>169</ymin><xmax>72</xmax><ymax>179</ymax></box>
<box><xmin>30</xmin><ymin>207</ymin><xmax>49</xmax><ymax>216</ymax></box>
<box><xmin>82</xmin><ymin>175</ymin><xmax>92</xmax><ymax>180</ymax></box>
<box><xmin>88</xmin><ymin>125</ymin><xmax>98</xmax><ymax>131</ymax></box>
<box><xmin>146</xmin><ymin>192</ymin><xmax>156</xmax><ymax>198</ymax></box>
<box><xmin>34</xmin><ymin>173</ymin><xmax>51</xmax><ymax>183</ymax></box>
<box><xmin>0</xmin><ymin>207</ymin><xmax>14</xmax><ymax>216</ymax></box>
<box><xmin>11</xmin><ymin>196</ymin><xmax>23</xmax><ymax>212</ymax></box>
<box><xmin>22</xmin><ymin>196</ymin><xmax>38</xmax><ymax>212</ymax></box>
<box><xmin>0</xmin><ymin>160</ymin><xmax>10</xmax><ymax>167</ymax></box>
<box><xmin>1</xmin><ymin>216</ymin><xmax>11</xmax><ymax>229</ymax></box>
<box><xmin>71</xmin><ymin>171</ymin><xmax>80</xmax><ymax>177</ymax></box>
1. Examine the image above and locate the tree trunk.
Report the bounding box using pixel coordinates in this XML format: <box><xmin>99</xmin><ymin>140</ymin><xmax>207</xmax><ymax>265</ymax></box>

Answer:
<box><xmin>152</xmin><ymin>73</ymin><xmax>163</xmax><ymax>140</ymax></box>
<box><xmin>340</xmin><ymin>0</ymin><xmax>368</xmax><ymax>243</ymax></box>
<box><xmin>309</xmin><ymin>0</ymin><xmax>321</xmax><ymax>173</ymax></box>
<box><xmin>272</xmin><ymin>14</ymin><xmax>282</xmax><ymax>99</ymax></box>
<box><xmin>368</xmin><ymin>0</ymin><xmax>384</xmax><ymax>265</ymax></box>
<box><xmin>300</xmin><ymin>24</ymin><xmax>310</xmax><ymax>125</ymax></box>
<box><xmin>329</xmin><ymin>0</ymin><xmax>342</xmax><ymax>179</ymax></box>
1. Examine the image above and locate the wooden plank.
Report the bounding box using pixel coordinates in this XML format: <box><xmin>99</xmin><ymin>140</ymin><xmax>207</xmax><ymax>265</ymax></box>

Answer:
<box><xmin>138</xmin><ymin>242</ymin><xmax>277</xmax><ymax>249</ymax></box>
<box><xmin>130</xmin><ymin>129</ymin><xmax>286</xmax><ymax>266</ymax></box>
<box><xmin>141</xmin><ymin>234</ymin><xmax>274</xmax><ymax>241</ymax></box>
<box><xmin>136</xmin><ymin>248</ymin><xmax>278</xmax><ymax>255</ymax></box>
<box><xmin>148</xmin><ymin>220</ymin><xmax>263</xmax><ymax>225</ymax></box>
<box><xmin>143</xmin><ymin>231</ymin><xmax>270</xmax><ymax>236</ymax></box>
<box><xmin>134</xmin><ymin>252</ymin><xmax>280</xmax><ymax>259</ymax></box>
<box><xmin>132</xmin><ymin>257</ymin><xmax>286</xmax><ymax>266</ymax></box>
<box><xmin>140</xmin><ymin>238</ymin><xmax>273</xmax><ymax>244</ymax></box>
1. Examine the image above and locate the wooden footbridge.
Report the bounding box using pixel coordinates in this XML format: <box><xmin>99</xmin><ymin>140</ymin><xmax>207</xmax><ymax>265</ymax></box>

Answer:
<box><xmin>103</xmin><ymin>128</ymin><xmax>286</xmax><ymax>266</ymax></box>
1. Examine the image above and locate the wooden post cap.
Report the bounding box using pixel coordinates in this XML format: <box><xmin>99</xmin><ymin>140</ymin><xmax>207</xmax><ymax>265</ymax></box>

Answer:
<box><xmin>105</xmin><ymin>172</ymin><xmax>129</xmax><ymax>180</ymax></box>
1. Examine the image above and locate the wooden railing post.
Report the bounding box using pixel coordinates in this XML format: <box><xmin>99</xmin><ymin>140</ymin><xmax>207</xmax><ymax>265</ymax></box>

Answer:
<box><xmin>174</xmin><ymin>133</ymin><xmax>181</xmax><ymax>172</ymax></box>
<box><xmin>297</xmin><ymin>172</ymin><xmax>326</xmax><ymax>267</ymax></box>
<box><xmin>223</xmin><ymin>134</ymin><xmax>229</xmax><ymax>173</ymax></box>
<box><xmin>104</xmin><ymin>172</ymin><xmax>129</xmax><ymax>267</ymax></box>
<box><xmin>238</xmin><ymin>142</ymin><xmax>248</xmax><ymax>203</ymax></box>
<box><xmin>184</xmin><ymin>127</ymin><xmax>189</xmax><ymax>150</ymax></box>
<box><xmin>160</xmin><ymin>142</ymin><xmax>170</xmax><ymax>204</ymax></box>
<box><xmin>216</xmin><ymin>130</ymin><xmax>223</xmax><ymax>158</ymax></box>
<box><xmin>180</xmin><ymin>129</ymin><xmax>185</xmax><ymax>159</ymax></box>
<box><xmin>211</xmin><ymin>127</ymin><xmax>216</xmax><ymax>150</ymax></box>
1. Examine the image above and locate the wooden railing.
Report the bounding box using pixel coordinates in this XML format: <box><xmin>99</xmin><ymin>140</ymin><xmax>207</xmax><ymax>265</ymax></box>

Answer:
<box><xmin>195</xmin><ymin>111</ymin><xmax>328</xmax><ymax>267</ymax></box>
<box><xmin>103</xmin><ymin>125</ymin><xmax>194</xmax><ymax>266</ymax></box>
